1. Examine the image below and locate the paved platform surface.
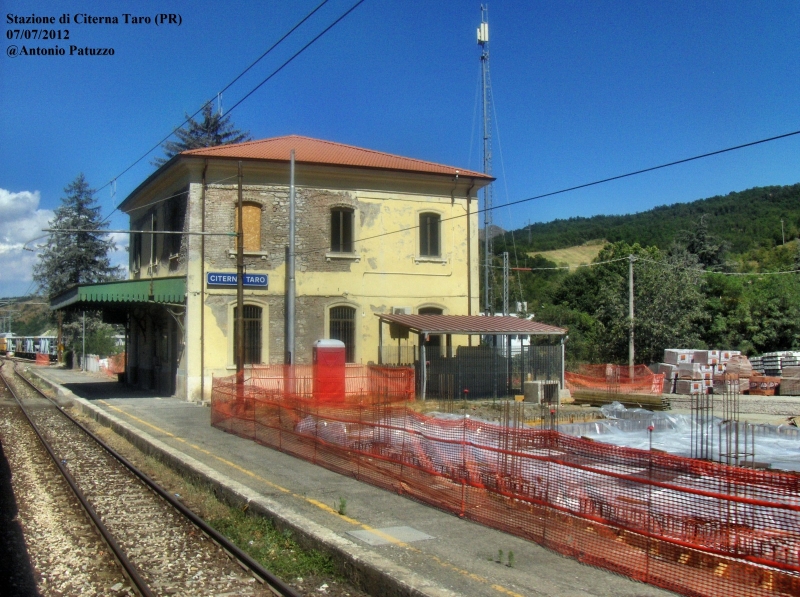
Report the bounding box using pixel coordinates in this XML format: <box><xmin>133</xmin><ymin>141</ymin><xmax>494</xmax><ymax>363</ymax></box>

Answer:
<box><xmin>30</xmin><ymin>365</ymin><xmax>675</xmax><ymax>597</ymax></box>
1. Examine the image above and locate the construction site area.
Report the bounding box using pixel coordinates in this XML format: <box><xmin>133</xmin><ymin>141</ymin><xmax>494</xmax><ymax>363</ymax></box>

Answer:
<box><xmin>209</xmin><ymin>352</ymin><xmax>800</xmax><ymax>597</ymax></box>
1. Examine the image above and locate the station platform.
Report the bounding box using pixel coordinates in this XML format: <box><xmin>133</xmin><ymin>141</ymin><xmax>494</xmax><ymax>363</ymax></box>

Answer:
<box><xmin>29</xmin><ymin>365</ymin><xmax>674</xmax><ymax>597</ymax></box>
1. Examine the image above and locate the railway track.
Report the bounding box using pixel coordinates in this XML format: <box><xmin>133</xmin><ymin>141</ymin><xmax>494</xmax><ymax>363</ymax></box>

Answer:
<box><xmin>0</xmin><ymin>360</ymin><xmax>302</xmax><ymax>597</ymax></box>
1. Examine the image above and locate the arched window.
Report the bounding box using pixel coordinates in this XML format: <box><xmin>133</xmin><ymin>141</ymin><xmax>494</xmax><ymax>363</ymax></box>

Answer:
<box><xmin>330</xmin><ymin>207</ymin><xmax>354</xmax><ymax>252</ymax></box>
<box><xmin>234</xmin><ymin>202</ymin><xmax>262</xmax><ymax>252</ymax></box>
<box><xmin>233</xmin><ymin>305</ymin><xmax>263</xmax><ymax>364</ymax></box>
<box><xmin>329</xmin><ymin>306</ymin><xmax>356</xmax><ymax>362</ymax></box>
<box><xmin>419</xmin><ymin>306</ymin><xmax>443</xmax><ymax>351</ymax></box>
<box><xmin>419</xmin><ymin>213</ymin><xmax>440</xmax><ymax>257</ymax></box>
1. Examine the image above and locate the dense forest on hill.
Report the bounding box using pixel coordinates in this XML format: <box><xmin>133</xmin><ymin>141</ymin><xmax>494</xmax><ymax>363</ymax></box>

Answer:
<box><xmin>486</xmin><ymin>184</ymin><xmax>800</xmax><ymax>365</ymax></box>
<box><xmin>494</xmin><ymin>183</ymin><xmax>800</xmax><ymax>254</ymax></box>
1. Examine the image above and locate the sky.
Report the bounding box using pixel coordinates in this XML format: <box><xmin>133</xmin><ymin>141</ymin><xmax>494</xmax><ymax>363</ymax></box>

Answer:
<box><xmin>1</xmin><ymin>0</ymin><xmax>799</xmax><ymax>298</ymax></box>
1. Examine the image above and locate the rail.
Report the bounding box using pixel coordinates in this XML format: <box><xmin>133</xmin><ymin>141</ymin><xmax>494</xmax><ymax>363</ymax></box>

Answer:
<box><xmin>4</xmin><ymin>360</ymin><xmax>303</xmax><ymax>597</ymax></box>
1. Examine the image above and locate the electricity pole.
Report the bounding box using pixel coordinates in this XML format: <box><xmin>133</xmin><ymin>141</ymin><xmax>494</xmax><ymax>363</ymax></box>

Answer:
<box><xmin>236</xmin><ymin>161</ymin><xmax>244</xmax><ymax>388</ymax></box>
<box><xmin>628</xmin><ymin>254</ymin><xmax>635</xmax><ymax>379</ymax></box>
<box><xmin>286</xmin><ymin>150</ymin><xmax>296</xmax><ymax>365</ymax></box>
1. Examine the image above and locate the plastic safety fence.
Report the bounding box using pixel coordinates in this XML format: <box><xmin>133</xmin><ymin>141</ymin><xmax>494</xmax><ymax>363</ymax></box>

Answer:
<box><xmin>211</xmin><ymin>377</ymin><xmax>800</xmax><ymax>597</ymax></box>
<box><xmin>35</xmin><ymin>353</ymin><xmax>50</xmax><ymax>366</ymax></box>
<box><xmin>245</xmin><ymin>364</ymin><xmax>415</xmax><ymax>402</ymax></box>
<box><xmin>566</xmin><ymin>364</ymin><xmax>665</xmax><ymax>395</ymax></box>
<box><xmin>102</xmin><ymin>352</ymin><xmax>126</xmax><ymax>375</ymax></box>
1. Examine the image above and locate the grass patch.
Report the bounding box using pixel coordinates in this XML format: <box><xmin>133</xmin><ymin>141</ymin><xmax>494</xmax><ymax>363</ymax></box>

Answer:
<box><xmin>209</xmin><ymin>509</ymin><xmax>338</xmax><ymax>579</ymax></box>
<box><xmin>528</xmin><ymin>240</ymin><xmax>605</xmax><ymax>269</ymax></box>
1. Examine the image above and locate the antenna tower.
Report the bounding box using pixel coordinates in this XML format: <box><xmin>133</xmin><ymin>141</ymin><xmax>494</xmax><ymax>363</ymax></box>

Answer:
<box><xmin>478</xmin><ymin>5</ymin><xmax>494</xmax><ymax>314</ymax></box>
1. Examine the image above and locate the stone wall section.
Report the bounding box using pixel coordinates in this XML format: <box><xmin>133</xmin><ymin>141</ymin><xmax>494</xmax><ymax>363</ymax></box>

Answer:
<box><xmin>203</xmin><ymin>184</ymin><xmax>357</xmax><ymax>273</ymax></box>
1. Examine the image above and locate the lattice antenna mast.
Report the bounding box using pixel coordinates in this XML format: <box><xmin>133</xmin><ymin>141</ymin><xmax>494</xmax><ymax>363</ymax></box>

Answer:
<box><xmin>478</xmin><ymin>4</ymin><xmax>494</xmax><ymax>315</ymax></box>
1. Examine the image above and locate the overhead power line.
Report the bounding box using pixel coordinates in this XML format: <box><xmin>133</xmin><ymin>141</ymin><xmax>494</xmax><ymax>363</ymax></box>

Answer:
<box><xmin>93</xmin><ymin>0</ymin><xmax>363</xmax><ymax>201</ymax></box>
<box><xmin>292</xmin><ymin>127</ymin><xmax>800</xmax><ymax>257</ymax></box>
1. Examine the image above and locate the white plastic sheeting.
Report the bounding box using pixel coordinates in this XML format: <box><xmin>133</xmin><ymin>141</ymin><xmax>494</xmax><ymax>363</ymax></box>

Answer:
<box><xmin>559</xmin><ymin>401</ymin><xmax>800</xmax><ymax>472</ymax></box>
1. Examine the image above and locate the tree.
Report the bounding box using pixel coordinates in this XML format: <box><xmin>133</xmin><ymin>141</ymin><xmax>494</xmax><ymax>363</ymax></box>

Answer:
<box><xmin>33</xmin><ymin>174</ymin><xmax>122</xmax><ymax>297</ymax></box>
<box><xmin>33</xmin><ymin>174</ymin><xmax>123</xmax><ymax>361</ymax></box>
<box><xmin>553</xmin><ymin>241</ymin><xmax>707</xmax><ymax>364</ymax></box>
<box><xmin>677</xmin><ymin>215</ymin><xmax>728</xmax><ymax>270</ymax></box>
<box><xmin>153</xmin><ymin>103</ymin><xmax>251</xmax><ymax>166</ymax></box>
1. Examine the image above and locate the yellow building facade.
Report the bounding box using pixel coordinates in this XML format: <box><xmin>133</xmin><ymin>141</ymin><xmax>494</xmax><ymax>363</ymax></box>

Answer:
<box><xmin>118</xmin><ymin>136</ymin><xmax>492</xmax><ymax>401</ymax></box>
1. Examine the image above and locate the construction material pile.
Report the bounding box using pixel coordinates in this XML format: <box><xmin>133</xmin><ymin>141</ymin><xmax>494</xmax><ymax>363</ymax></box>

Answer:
<box><xmin>780</xmin><ymin>366</ymin><xmax>800</xmax><ymax>396</ymax></box>
<box><xmin>751</xmin><ymin>351</ymin><xmax>800</xmax><ymax>376</ymax></box>
<box><xmin>657</xmin><ymin>349</ymin><xmax>744</xmax><ymax>394</ymax></box>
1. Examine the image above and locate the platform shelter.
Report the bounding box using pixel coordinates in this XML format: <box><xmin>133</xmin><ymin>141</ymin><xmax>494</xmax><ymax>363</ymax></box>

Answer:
<box><xmin>376</xmin><ymin>313</ymin><xmax>566</xmax><ymax>399</ymax></box>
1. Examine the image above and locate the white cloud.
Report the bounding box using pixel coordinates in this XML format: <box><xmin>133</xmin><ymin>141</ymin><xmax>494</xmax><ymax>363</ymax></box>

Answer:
<box><xmin>109</xmin><ymin>231</ymin><xmax>130</xmax><ymax>276</ymax></box>
<box><xmin>0</xmin><ymin>189</ymin><xmax>53</xmax><ymax>297</ymax></box>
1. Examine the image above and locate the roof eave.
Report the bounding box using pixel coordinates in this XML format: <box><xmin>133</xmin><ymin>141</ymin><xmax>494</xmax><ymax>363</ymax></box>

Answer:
<box><xmin>117</xmin><ymin>153</ymin><xmax>184</xmax><ymax>213</ymax></box>
<box><xmin>179</xmin><ymin>152</ymin><xmax>495</xmax><ymax>184</ymax></box>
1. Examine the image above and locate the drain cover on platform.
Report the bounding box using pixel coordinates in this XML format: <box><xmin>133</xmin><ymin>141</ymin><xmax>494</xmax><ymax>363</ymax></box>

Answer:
<box><xmin>347</xmin><ymin>526</ymin><xmax>434</xmax><ymax>546</ymax></box>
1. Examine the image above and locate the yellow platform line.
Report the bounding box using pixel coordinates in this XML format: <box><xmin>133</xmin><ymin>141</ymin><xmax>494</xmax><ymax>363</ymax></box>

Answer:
<box><xmin>100</xmin><ymin>401</ymin><xmax>522</xmax><ymax>597</ymax></box>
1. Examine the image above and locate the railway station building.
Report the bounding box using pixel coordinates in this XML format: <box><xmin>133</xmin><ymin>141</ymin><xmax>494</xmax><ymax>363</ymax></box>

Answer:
<box><xmin>51</xmin><ymin>135</ymin><xmax>496</xmax><ymax>401</ymax></box>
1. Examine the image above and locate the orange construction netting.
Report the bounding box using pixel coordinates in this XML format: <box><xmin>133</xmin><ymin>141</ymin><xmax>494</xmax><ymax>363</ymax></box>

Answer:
<box><xmin>245</xmin><ymin>364</ymin><xmax>415</xmax><ymax>402</ymax></box>
<box><xmin>102</xmin><ymin>352</ymin><xmax>126</xmax><ymax>376</ymax></box>
<box><xmin>212</xmin><ymin>370</ymin><xmax>799</xmax><ymax>597</ymax></box>
<box><xmin>35</xmin><ymin>353</ymin><xmax>50</xmax><ymax>366</ymax></box>
<box><xmin>566</xmin><ymin>364</ymin><xmax>665</xmax><ymax>395</ymax></box>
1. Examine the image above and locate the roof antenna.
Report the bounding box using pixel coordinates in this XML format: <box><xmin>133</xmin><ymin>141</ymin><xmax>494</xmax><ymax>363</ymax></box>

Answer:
<box><xmin>217</xmin><ymin>92</ymin><xmax>223</xmax><ymax>116</ymax></box>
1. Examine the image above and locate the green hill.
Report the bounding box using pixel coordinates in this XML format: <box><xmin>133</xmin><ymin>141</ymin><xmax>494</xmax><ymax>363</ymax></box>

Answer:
<box><xmin>495</xmin><ymin>183</ymin><xmax>800</xmax><ymax>255</ymax></box>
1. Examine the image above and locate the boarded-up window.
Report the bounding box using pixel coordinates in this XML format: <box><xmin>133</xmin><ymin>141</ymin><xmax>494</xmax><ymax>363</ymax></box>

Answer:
<box><xmin>234</xmin><ymin>202</ymin><xmax>262</xmax><ymax>252</ymax></box>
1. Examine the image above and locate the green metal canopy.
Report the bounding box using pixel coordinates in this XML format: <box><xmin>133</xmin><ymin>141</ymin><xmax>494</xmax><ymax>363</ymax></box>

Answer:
<box><xmin>50</xmin><ymin>276</ymin><xmax>186</xmax><ymax>311</ymax></box>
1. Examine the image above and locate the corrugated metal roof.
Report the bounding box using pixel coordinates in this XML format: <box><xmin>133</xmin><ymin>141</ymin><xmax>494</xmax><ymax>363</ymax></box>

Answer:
<box><xmin>50</xmin><ymin>277</ymin><xmax>186</xmax><ymax>310</ymax></box>
<box><xmin>377</xmin><ymin>313</ymin><xmax>566</xmax><ymax>335</ymax></box>
<box><xmin>182</xmin><ymin>135</ymin><xmax>493</xmax><ymax>180</ymax></box>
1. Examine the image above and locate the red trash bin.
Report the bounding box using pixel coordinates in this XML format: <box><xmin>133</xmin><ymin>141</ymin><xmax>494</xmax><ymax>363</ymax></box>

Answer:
<box><xmin>313</xmin><ymin>339</ymin><xmax>346</xmax><ymax>403</ymax></box>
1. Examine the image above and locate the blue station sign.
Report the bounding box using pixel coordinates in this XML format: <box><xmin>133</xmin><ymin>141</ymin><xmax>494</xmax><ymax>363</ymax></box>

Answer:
<box><xmin>207</xmin><ymin>272</ymin><xmax>268</xmax><ymax>288</ymax></box>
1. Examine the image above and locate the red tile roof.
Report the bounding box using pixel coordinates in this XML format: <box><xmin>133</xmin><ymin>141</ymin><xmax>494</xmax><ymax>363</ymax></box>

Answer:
<box><xmin>377</xmin><ymin>313</ymin><xmax>566</xmax><ymax>335</ymax></box>
<box><xmin>182</xmin><ymin>135</ymin><xmax>492</xmax><ymax>180</ymax></box>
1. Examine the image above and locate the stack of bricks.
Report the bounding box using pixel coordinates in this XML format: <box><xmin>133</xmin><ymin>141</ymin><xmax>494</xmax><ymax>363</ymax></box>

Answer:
<box><xmin>658</xmin><ymin>349</ymin><xmax>742</xmax><ymax>395</ymax></box>
<box><xmin>780</xmin><ymin>366</ymin><xmax>800</xmax><ymax>396</ymax></box>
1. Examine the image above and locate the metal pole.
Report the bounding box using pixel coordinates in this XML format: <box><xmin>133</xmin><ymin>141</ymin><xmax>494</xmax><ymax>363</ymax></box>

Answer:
<box><xmin>236</xmin><ymin>161</ymin><xmax>244</xmax><ymax>386</ymax></box>
<box><xmin>57</xmin><ymin>310</ymin><xmax>63</xmax><ymax>364</ymax></box>
<box><xmin>479</xmin><ymin>6</ymin><xmax>492</xmax><ymax>315</ymax></box>
<box><xmin>82</xmin><ymin>311</ymin><xmax>85</xmax><ymax>371</ymax></box>
<box><xmin>286</xmin><ymin>150</ymin><xmax>296</xmax><ymax>365</ymax></box>
<box><xmin>502</xmin><ymin>252</ymin><xmax>509</xmax><ymax>316</ymax></box>
<box><xmin>200</xmin><ymin>160</ymin><xmax>207</xmax><ymax>402</ymax></box>
<box><xmin>420</xmin><ymin>336</ymin><xmax>427</xmax><ymax>401</ymax></box>
<box><xmin>628</xmin><ymin>254</ymin><xmax>635</xmax><ymax>379</ymax></box>
<box><xmin>467</xmin><ymin>195</ymin><xmax>471</xmax><ymax>317</ymax></box>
